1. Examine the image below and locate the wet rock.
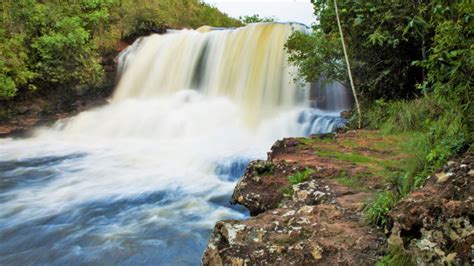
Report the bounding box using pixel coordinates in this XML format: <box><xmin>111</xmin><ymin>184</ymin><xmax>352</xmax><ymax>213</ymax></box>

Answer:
<box><xmin>231</xmin><ymin>160</ymin><xmax>295</xmax><ymax>216</ymax></box>
<box><xmin>388</xmin><ymin>151</ymin><xmax>474</xmax><ymax>265</ymax></box>
<box><xmin>267</xmin><ymin>138</ymin><xmax>299</xmax><ymax>162</ymax></box>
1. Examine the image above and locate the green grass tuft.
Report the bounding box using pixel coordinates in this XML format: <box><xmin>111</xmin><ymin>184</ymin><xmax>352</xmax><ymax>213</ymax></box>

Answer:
<box><xmin>364</xmin><ymin>191</ymin><xmax>398</xmax><ymax>227</ymax></box>
<box><xmin>376</xmin><ymin>244</ymin><xmax>415</xmax><ymax>266</ymax></box>
<box><xmin>315</xmin><ymin>150</ymin><xmax>376</xmax><ymax>164</ymax></box>
<box><xmin>336</xmin><ymin>171</ymin><xmax>354</xmax><ymax>186</ymax></box>
<box><xmin>288</xmin><ymin>168</ymin><xmax>315</xmax><ymax>185</ymax></box>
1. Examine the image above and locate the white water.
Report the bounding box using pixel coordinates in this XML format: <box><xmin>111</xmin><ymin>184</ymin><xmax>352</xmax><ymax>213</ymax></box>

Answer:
<box><xmin>0</xmin><ymin>23</ymin><xmax>348</xmax><ymax>265</ymax></box>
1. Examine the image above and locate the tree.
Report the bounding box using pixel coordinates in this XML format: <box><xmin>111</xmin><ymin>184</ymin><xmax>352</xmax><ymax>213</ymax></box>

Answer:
<box><xmin>287</xmin><ymin>0</ymin><xmax>433</xmax><ymax>101</ymax></box>
<box><xmin>239</xmin><ymin>14</ymin><xmax>275</xmax><ymax>24</ymax></box>
<box><xmin>0</xmin><ymin>0</ymin><xmax>241</xmax><ymax>100</ymax></box>
<box><xmin>333</xmin><ymin>0</ymin><xmax>361</xmax><ymax>128</ymax></box>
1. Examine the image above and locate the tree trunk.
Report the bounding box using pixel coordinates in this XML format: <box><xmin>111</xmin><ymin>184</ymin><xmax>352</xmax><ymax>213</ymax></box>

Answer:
<box><xmin>334</xmin><ymin>0</ymin><xmax>362</xmax><ymax>128</ymax></box>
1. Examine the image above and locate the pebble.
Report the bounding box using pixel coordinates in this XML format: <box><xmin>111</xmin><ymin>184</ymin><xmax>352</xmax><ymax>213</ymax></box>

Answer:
<box><xmin>468</xmin><ymin>169</ymin><xmax>474</xmax><ymax>177</ymax></box>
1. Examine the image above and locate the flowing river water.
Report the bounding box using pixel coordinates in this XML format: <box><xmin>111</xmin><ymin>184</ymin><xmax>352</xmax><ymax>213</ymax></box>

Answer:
<box><xmin>0</xmin><ymin>23</ymin><xmax>349</xmax><ymax>265</ymax></box>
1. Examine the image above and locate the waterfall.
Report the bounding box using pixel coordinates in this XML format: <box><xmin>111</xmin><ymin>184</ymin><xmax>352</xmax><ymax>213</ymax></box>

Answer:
<box><xmin>113</xmin><ymin>23</ymin><xmax>308</xmax><ymax>125</ymax></box>
<box><xmin>0</xmin><ymin>23</ymin><xmax>349</xmax><ymax>265</ymax></box>
<box><xmin>310</xmin><ymin>79</ymin><xmax>354</xmax><ymax>112</ymax></box>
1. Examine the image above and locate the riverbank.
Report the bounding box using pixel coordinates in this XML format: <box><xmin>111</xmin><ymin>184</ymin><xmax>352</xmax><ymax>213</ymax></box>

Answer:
<box><xmin>0</xmin><ymin>85</ymin><xmax>113</xmax><ymax>138</ymax></box>
<box><xmin>202</xmin><ymin>130</ymin><xmax>473</xmax><ymax>265</ymax></box>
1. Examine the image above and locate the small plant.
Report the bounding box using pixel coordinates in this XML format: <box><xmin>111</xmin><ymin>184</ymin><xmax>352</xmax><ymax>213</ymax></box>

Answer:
<box><xmin>280</xmin><ymin>186</ymin><xmax>294</xmax><ymax>199</ymax></box>
<box><xmin>253</xmin><ymin>161</ymin><xmax>274</xmax><ymax>176</ymax></box>
<box><xmin>364</xmin><ymin>191</ymin><xmax>398</xmax><ymax>227</ymax></box>
<box><xmin>376</xmin><ymin>243</ymin><xmax>415</xmax><ymax>266</ymax></box>
<box><xmin>336</xmin><ymin>171</ymin><xmax>360</xmax><ymax>189</ymax></box>
<box><xmin>288</xmin><ymin>168</ymin><xmax>315</xmax><ymax>185</ymax></box>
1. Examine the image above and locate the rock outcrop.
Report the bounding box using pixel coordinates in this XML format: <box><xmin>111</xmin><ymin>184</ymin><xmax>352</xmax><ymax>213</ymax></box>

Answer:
<box><xmin>202</xmin><ymin>204</ymin><xmax>385</xmax><ymax>265</ymax></box>
<box><xmin>388</xmin><ymin>152</ymin><xmax>473</xmax><ymax>265</ymax></box>
<box><xmin>202</xmin><ymin>131</ymin><xmax>473</xmax><ymax>265</ymax></box>
<box><xmin>230</xmin><ymin>160</ymin><xmax>291</xmax><ymax>216</ymax></box>
<box><xmin>203</xmin><ymin>131</ymin><xmax>393</xmax><ymax>265</ymax></box>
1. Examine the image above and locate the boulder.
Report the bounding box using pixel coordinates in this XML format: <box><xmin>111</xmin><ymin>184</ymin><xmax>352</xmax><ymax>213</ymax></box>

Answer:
<box><xmin>388</xmin><ymin>152</ymin><xmax>474</xmax><ymax>265</ymax></box>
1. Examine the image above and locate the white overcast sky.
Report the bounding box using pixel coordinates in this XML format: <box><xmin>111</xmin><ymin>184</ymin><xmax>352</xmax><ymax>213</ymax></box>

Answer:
<box><xmin>202</xmin><ymin>0</ymin><xmax>315</xmax><ymax>26</ymax></box>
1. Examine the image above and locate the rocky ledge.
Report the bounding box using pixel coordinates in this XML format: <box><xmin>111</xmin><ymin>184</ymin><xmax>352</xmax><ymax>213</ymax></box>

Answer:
<box><xmin>388</xmin><ymin>152</ymin><xmax>473</xmax><ymax>265</ymax></box>
<box><xmin>201</xmin><ymin>130</ymin><xmax>473</xmax><ymax>265</ymax></box>
<box><xmin>0</xmin><ymin>89</ymin><xmax>110</xmax><ymax>138</ymax></box>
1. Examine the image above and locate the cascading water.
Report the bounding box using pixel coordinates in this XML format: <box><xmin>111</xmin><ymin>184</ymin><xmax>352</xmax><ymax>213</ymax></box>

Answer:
<box><xmin>0</xmin><ymin>23</ymin><xmax>350</xmax><ymax>265</ymax></box>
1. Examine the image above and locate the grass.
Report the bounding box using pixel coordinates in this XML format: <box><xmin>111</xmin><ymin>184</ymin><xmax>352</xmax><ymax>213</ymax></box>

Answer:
<box><xmin>376</xmin><ymin>244</ymin><xmax>415</xmax><ymax>266</ymax></box>
<box><xmin>280</xmin><ymin>168</ymin><xmax>316</xmax><ymax>201</ymax></box>
<box><xmin>335</xmin><ymin>171</ymin><xmax>369</xmax><ymax>190</ymax></box>
<box><xmin>280</xmin><ymin>186</ymin><xmax>294</xmax><ymax>199</ymax></box>
<box><xmin>359</xmin><ymin>98</ymin><xmax>468</xmax><ymax>226</ymax></box>
<box><xmin>336</xmin><ymin>173</ymin><xmax>360</xmax><ymax>188</ymax></box>
<box><xmin>288</xmin><ymin>168</ymin><xmax>315</xmax><ymax>185</ymax></box>
<box><xmin>297</xmin><ymin>134</ymin><xmax>336</xmax><ymax>147</ymax></box>
<box><xmin>364</xmin><ymin>191</ymin><xmax>398</xmax><ymax>227</ymax></box>
<box><xmin>315</xmin><ymin>149</ymin><xmax>376</xmax><ymax>164</ymax></box>
<box><xmin>294</xmin><ymin>97</ymin><xmax>469</xmax><ymax>232</ymax></box>
<box><xmin>253</xmin><ymin>162</ymin><xmax>274</xmax><ymax>176</ymax></box>
<box><xmin>298</xmin><ymin>131</ymin><xmax>405</xmax><ymax>226</ymax></box>
<box><xmin>314</xmin><ymin>136</ymin><xmax>407</xmax><ymax>180</ymax></box>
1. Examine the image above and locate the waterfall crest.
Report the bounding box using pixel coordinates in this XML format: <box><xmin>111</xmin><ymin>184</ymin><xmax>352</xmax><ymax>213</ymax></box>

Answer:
<box><xmin>113</xmin><ymin>23</ymin><xmax>308</xmax><ymax>124</ymax></box>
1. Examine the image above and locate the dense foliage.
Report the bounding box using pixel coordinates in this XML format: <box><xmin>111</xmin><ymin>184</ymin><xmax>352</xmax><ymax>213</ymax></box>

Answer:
<box><xmin>116</xmin><ymin>0</ymin><xmax>242</xmax><ymax>42</ymax></box>
<box><xmin>0</xmin><ymin>0</ymin><xmax>240</xmax><ymax>99</ymax></box>
<box><xmin>287</xmin><ymin>0</ymin><xmax>472</xmax><ymax>155</ymax></box>
<box><xmin>287</xmin><ymin>0</ymin><xmax>473</xmax><ymax>104</ymax></box>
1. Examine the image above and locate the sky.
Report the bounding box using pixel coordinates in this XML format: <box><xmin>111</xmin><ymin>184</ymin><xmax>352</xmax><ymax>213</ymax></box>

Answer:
<box><xmin>202</xmin><ymin>0</ymin><xmax>315</xmax><ymax>26</ymax></box>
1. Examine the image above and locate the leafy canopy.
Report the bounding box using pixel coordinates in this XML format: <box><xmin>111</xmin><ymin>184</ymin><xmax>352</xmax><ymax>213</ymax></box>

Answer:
<box><xmin>0</xmin><ymin>0</ymin><xmax>241</xmax><ymax>99</ymax></box>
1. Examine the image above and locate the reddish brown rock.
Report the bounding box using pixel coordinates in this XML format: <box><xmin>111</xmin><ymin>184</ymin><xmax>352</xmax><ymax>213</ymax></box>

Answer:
<box><xmin>204</xmin><ymin>131</ymin><xmax>393</xmax><ymax>265</ymax></box>
<box><xmin>388</xmin><ymin>152</ymin><xmax>474</xmax><ymax>265</ymax></box>
<box><xmin>203</xmin><ymin>131</ymin><xmax>473</xmax><ymax>265</ymax></box>
<box><xmin>230</xmin><ymin>160</ymin><xmax>316</xmax><ymax>216</ymax></box>
<box><xmin>202</xmin><ymin>204</ymin><xmax>386</xmax><ymax>265</ymax></box>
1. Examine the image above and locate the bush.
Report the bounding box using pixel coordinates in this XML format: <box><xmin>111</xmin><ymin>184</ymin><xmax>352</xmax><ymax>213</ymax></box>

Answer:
<box><xmin>31</xmin><ymin>15</ymin><xmax>103</xmax><ymax>87</ymax></box>
<box><xmin>0</xmin><ymin>29</ymin><xmax>37</xmax><ymax>98</ymax></box>
<box><xmin>287</xmin><ymin>0</ymin><xmax>432</xmax><ymax>101</ymax></box>
<box><xmin>285</xmin><ymin>30</ymin><xmax>345</xmax><ymax>83</ymax></box>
